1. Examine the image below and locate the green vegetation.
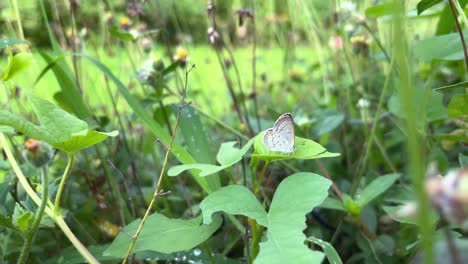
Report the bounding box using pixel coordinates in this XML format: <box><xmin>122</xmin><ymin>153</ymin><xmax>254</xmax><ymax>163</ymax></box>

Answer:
<box><xmin>0</xmin><ymin>0</ymin><xmax>467</xmax><ymax>264</ymax></box>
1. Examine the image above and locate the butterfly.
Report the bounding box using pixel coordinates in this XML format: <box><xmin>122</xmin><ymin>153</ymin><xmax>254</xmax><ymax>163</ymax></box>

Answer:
<box><xmin>263</xmin><ymin>113</ymin><xmax>295</xmax><ymax>153</ymax></box>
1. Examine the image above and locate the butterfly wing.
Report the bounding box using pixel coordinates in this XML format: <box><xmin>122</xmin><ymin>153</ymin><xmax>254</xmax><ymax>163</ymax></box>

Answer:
<box><xmin>263</xmin><ymin>113</ymin><xmax>295</xmax><ymax>153</ymax></box>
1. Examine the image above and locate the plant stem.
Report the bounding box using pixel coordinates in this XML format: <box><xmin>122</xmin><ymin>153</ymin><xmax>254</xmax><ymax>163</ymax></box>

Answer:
<box><xmin>121</xmin><ymin>65</ymin><xmax>195</xmax><ymax>264</ymax></box>
<box><xmin>254</xmin><ymin>161</ymin><xmax>269</xmax><ymax>195</ymax></box>
<box><xmin>17</xmin><ymin>167</ymin><xmax>49</xmax><ymax>264</ymax></box>
<box><xmin>250</xmin><ymin>0</ymin><xmax>261</xmax><ymax>130</ymax></box>
<box><xmin>54</xmin><ymin>154</ymin><xmax>74</xmax><ymax>216</ymax></box>
<box><xmin>448</xmin><ymin>0</ymin><xmax>468</xmax><ymax>70</ymax></box>
<box><xmin>0</xmin><ymin>134</ymin><xmax>99</xmax><ymax>263</ymax></box>
<box><xmin>11</xmin><ymin>0</ymin><xmax>24</xmax><ymax>39</ymax></box>
<box><xmin>393</xmin><ymin>1</ymin><xmax>432</xmax><ymax>263</ymax></box>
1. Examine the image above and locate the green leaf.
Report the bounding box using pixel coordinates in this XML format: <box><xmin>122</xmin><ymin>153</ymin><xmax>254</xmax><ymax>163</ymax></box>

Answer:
<box><xmin>356</xmin><ymin>173</ymin><xmax>401</xmax><ymax>207</ymax></box>
<box><xmin>0</xmin><ymin>95</ymin><xmax>117</xmax><ymax>153</ymax></box>
<box><xmin>104</xmin><ymin>213</ymin><xmax>222</xmax><ymax>257</ymax></box>
<box><xmin>162</xmin><ymin>61</ymin><xmax>179</xmax><ymax>76</ymax></box>
<box><xmin>255</xmin><ymin>172</ymin><xmax>331</xmax><ymax>264</ymax></box>
<box><xmin>79</xmin><ymin>54</ymin><xmax>216</xmax><ymax>193</ymax></box>
<box><xmin>37</xmin><ymin>51</ymin><xmax>90</xmax><ymax>119</ymax></box>
<box><xmin>0</xmin><ymin>38</ymin><xmax>27</xmax><ymax>49</ymax></box>
<box><xmin>414</xmin><ymin>31</ymin><xmax>468</xmax><ymax>61</ymax></box>
<box><xmin>200</xmin><ymin>185</ymin><xmax>268</xmax><ymax>226</ymax></box>
<box><xmin>109</xmin><ymin>26</ymin><xmax>137</xmax><ymax>41</ymax></box>
<box><xmin>307</xmin><ymin>236</ymin><xmax>343</xmax><ymax>264</ymax></box>
<box><xmin>175</xmin><ymin>105</ymin><xmax>220</xmax><ymax>189</ymax></box>
<box><xmin>13</xmin><ymin>207</ymin><xmax>34</xmax><ymax>234</ymax></box>
<box><xmin>168</xmin><ymin>138</ymin><xmax>254</xmax><ymax>177</ymax></box>
<box><xmin>365</xmin><ymin>2</ymin><xmax>398</xmax><ymax>18</ymax></box>
<box><xmin>2</xmin><ymin>52</ymin><xmax>33</xmax><ymax>81</ymax></box>
<box><xmin>319</xmin><ymin>197</ymin><xmax>346</xmax><ymax>211</ymax></box>
<box><xmin>382</xmin><ymin>204</ymin><xmax>439</xmax><ymax>225</ymax></box>
<box><xmin>342</xmin><ymin>193</ymin><xmax>361</xmax><ymax>216</ymax></box>
<box><xmin>0</xmin><ymin>214</ymin><xmax>19</xmax><ymax>232</ymax></box>
<box><xmin>311</xmin><ymin>109</ymin><xmax>344</xmax><ymax>136</ymax></box>
<box><xmin>417</xmin><ymin>0</ymin><xmax>443</xmax><ymax>15</ymax></box>
<box><xmin>389</xmin><ymin>90</ymin><xmax>447</xmax><ymax>123</ymax></box>
<box><xmin>252</xmin><ymin>131</ymin><xmax>340</xmax><ymax>162</ymax></box>
<box><xmin>448</xmin><ymin>94</ymin><xmax>468</xmax><ymax>118</ymax></box>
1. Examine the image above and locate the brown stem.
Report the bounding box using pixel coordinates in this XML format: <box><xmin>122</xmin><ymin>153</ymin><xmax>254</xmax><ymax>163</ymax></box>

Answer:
<box><xmin>448</xmin><ymin>0</ymin><xmax>468</xmax><ymax>70</ymax></box>
<box><xmin>315</xmin><ymin>160</ymin><xmax>343</xmax><ymax>201</ymax></box>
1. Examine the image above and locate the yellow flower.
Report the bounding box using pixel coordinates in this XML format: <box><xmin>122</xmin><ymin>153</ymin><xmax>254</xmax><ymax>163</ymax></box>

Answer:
<box><xmin>174</xmin><ymin>46</ymin><xmax>188</xmax><ymax>62</ymax></box>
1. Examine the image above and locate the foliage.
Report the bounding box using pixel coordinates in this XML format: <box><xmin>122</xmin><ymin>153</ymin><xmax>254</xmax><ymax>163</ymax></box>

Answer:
<box><xmin>0</xmin><ymin>0</ymin><xmax>467</xmax><ymax>263</ymax></box>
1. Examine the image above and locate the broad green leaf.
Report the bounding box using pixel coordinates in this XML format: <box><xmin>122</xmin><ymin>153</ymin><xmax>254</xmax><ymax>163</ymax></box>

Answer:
<box><xmin>311</xmin><ymin>109</ymin><xmax>344</xmax><ymax>136</ymax></box>
<box><xmin>435</xmin><ymin>0</ymin><xmax>467</xmax><ymax>35</ymax></box>
<box><xmin>0</xmin><ymin>38</ymin><xmax>27</xmax><ymax>49</ymax></box>
<box><xmin>255</xmin><ymin>173</ymin><xmax>331</xmax><ymax>264</ymax></box>
<box><xmin>14</xmin><ymin>210</ymin><xmax>34</xmax><ymax>234</ymax></box>
<box><xmin>200</xmin><ymin>185</ymin><xmax>268</xmax><ymax>226</ymax></box>
<box><xmin>414</xmin><ymin>31</ymin><xmax>468</xmax><ymax>61</ymax></box>
<box><xmin>2</xmin><ymin>52</ymin><xmax>33</xmax><ymax>81</ymax></box>
<box><xmin>319</xmin><ymin>197</ymin><xmax>346</xmax><ymax>211</ymax></box>
<box><xmin>382</xmin><ymin>205</ymin><xmax>439</xmax><ymax>225</ymax></box>
<box><xmin>389</xmin><ymin>90</ymin><xmax>447</xmax><ymax>123</ymax></box>
<box><xmin>307</xmin><ymin>236</ymin><xmax>343</xmax><ymax>264</ymax></box>
<box><xmin>365</xmin><ymin>2</ymin><xmax>398</xmax><ymax>18</ymax></box>
<box><xmin>176</xmin><ymin>105</ymin><xmax>220</xmax><ymax>190</ymax></box>
<box><xmin>416</xmin><ymin>0</ymin><xmax>443</xmax><ymax>15</ymax></box>
<box><xmin>109</xmin><ymin>26</ymin><xmax>137</xmax><ymax>41</ymax></box>
<box><xmin>448</xmin><ymin>94</ymin><xmax>468</xmax><ymax>118</ymax></box>
<box><xmin>79</xmin><ymin>55</ymin><xmax>216</xmax><ymax>193</ymax></box>
<box><xmin>0</xmin><ymin>214</ymin><xmax>19</xmax><ymax>232</ymax></box>
<box><xmin>356</xmin><ymin>173</ymin><xmax>401</xmax><ymax>207</ymax></box>
<box><xmin>38</xmin><ymin>51</ymin><xmax>90</xmax><ymax>119</ymax></box>
<box><xmin>168</xmin><ymin>138</ymin><xmax>254</xmax><ymax>177</ymax></box>
<box><xmin>0</xmin><ymin>95</ymin><xmax>117</xmax><ymax>153</ymax></box>
<box><xmin>252</xmin><ymin>131</ymin><xmax>340</xmax><ymax>162</ymax></box>
<box><xmin>104</xmin><ymin>213</ymin><xmax>222</xmax><ymax>257</ymax></box>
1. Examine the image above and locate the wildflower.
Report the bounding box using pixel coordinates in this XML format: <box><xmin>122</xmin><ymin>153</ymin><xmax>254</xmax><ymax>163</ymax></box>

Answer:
<box><xmin>426</xmin><ymin>166</ymin><xmax>468</xmax><ymax>228</ymax></box>
<box><xmin>23</xmin><ymin>139</ymin><xmax>53</xmax><ymax>168</ymax></box>
<box><xmin>119</xmin><ymin>16</ymin><xmax>132</xmax><ymax>31</ymax></box>
<box><xmin>328</xmin><ymin>36</ymin><xmax>343</xmax><ymax>50</ymax></box>
<box><xmin>350</xmin><ymin>36</ymin><xmax>369</xmax><ymax>56</ymax></box>
<box><xmin>207</xmin><ymin>27</ymin><xmax>222</xmax><ymax>48</ymax></box>
<box><xmin>126</xmin><ymin>2</ymin><xmax>143</xmax><ymax>17</ymax></box>
<box><xmin>140</xmin><ymin>37</ymin><xmax>152</xmax><ymax>52</ymax></box>
<box><xmin>174</xmin><ymin>46</ymin><xmax>188</xmax><ymax>67</ymax></box>
<box><xmin>357</xmin><ymin>98</ymin><xmax>370</xmax><ymax>108</ymax></box>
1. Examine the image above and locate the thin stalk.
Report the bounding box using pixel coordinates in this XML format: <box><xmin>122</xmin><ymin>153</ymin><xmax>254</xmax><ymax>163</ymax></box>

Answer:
<box><xmin>0</xmin><ymin>134</ymin><xmax>99</xmax><ymax>263</ymax></box>
<box><xmin>54</xmin><ymin>154</ymin><xmax>74</xmax><ymax>217</ymax></box>
<box><xmin>393</xmin><ymin>1</ymin><xmax>432</xmax><ymax>263</ymax></box>
<box><xmin>249</xmin><ymin>218</ymin><xmax>264</xmax><ymax>262</ymax></box>
<box><xmin>351</xmin><ymin>57</ymin><xmax>395</xmax><ymax>195</ymax></box>
<box><xmin>11</xmin><ymin>0</ymin><xmax>24</xmax><ymax>39</ymax></box>
<box><xmin>250</xmin><ymin>0</ymin><xmax>261</xmax><ymax>130</ymax></box>
<box><xmin>121</xmin><ymin>65</ymin><xmax>195</xmax><ymax>264</ymax></box>
<box><xmin>448</xmin><ymin>0</ymin><xmax>468</xmax><ymax>70</ymax></box>
<box><xmin>17</xmin><ymin>167</ymin><xmax>49</xmax><ymax>264</ymax></box>
<box><xmin>254</xmin><ymin>161</ymin><xmax>269</xmax><ymax>195</ymax></box>
<box><xmin>453</xmin><ymin>0</ymin><xmax>468</xmax><ymax>29</ymax></box>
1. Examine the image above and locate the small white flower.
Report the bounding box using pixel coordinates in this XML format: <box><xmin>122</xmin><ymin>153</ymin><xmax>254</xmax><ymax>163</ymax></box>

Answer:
<box><xmin>357</xmin><ymin>98</ymin><xmax>370</xmax><ymax>108</ymax></box>
<box><xmin>340</xmin><ymin>1</ymin><xmax>357</xmax><ymax>13</ymax></box>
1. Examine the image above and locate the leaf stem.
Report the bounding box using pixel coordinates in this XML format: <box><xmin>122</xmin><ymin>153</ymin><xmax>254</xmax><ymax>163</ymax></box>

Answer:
<box><xmin>448</xmin><ymin>0</ymin><xmax>468</xmax><ymax>70</ymax></box>
<box><xmin>254</xmin><ymin>161</ymin><xmax>269</xmax><ymax>195</ymax></box>
<box><xmin>0</xmin><ymin>133</ymin><xmax>99</xmax><ymax>264</ymax></box>
<box><xmin>54</xmin><ymin>154</ymin><xmax>74</xmax><ymax>216</ymax></box>
<box><xmin>17</xmin><ymin>167</ymin><xmax>49</xmax><ymax>264</ymax></box>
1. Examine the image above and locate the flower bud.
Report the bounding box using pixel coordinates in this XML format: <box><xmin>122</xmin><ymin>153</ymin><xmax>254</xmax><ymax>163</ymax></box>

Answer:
<box><xmin>23</xmin><ymin>139</ymin><xmax>53</xmax><ymax>168</ymax></box>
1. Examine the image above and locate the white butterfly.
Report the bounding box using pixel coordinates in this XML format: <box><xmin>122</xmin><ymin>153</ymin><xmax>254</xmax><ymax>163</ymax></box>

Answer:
<box><xmin>263</xmin><ymin>113</ymin><xmax>295</xmax><ymax>153</ymax></box>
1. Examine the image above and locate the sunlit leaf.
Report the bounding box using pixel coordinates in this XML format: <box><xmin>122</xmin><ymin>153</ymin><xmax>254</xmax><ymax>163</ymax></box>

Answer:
<box><xmin>104</xmin><ymin>213</ymin><xmax>222</xmax><ymax>257</ymax></box>
<box><xmin>200</xmin><ymin>185</ymin><xmax>268</xmax><ymax>226</ymax></box>
<box><xmin>168</xmin><ymin>138</ymin><xmax>254</xmax><ymax>177</ymax></box>
<box><xmin>255</xmin><ymin>173</ymin><xmax>331</xmax><ymax>264</ymax></box>
<box><xmin>252</xmin><ymin>131</ymin><xmax>340</xmax><ymax>162</ymax></box>
<box><xmin>416</xmin><ymin>0</ymin><xmax>443</xmax><ymax>15</ymax></box>
<box><xmin>356</xmin><ymin>173</ymin><xmax>401</xmax><ymax>207</ymax></box>
<box><xmin>2</xmin><ymin>52</ymin><xmax>33</xmax><ymax>81</ymax></box>
<box><xmin>307</xmin><ymin>236</ymin><xmax>343</xmax><ymax>264</ymax></box>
